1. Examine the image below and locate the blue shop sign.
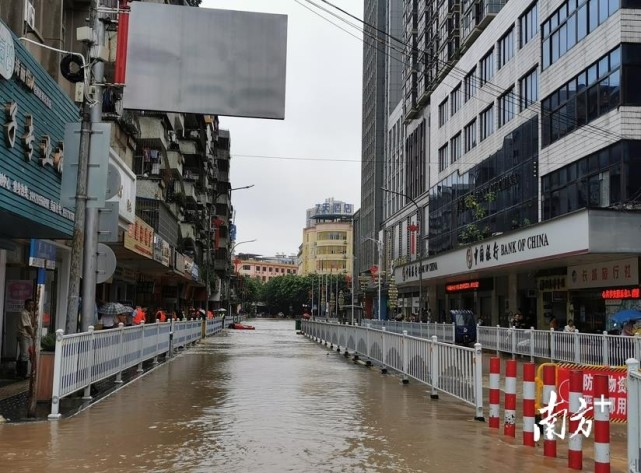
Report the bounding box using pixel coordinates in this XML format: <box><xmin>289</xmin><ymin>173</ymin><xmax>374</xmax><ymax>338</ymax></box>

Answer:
<box><xmin>191</xmin><ymin>263</ymin><xmax>200</xmax><ymax>282</ymax></box>
<box><xmin>0</xmin><ymin>20</ymin><xmax>79</xmax><ymax>239</ymax></box>
<box><xmin>29</xmin><ymin>239</ymin><xmax>57</xmax><ymax>269</ymax></box>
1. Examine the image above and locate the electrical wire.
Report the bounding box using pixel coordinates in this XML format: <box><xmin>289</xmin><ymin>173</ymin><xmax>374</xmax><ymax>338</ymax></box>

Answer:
<box><xmin>304</xmin><ymin>0</ymin><xmax>625</xmax><ymax>146</ymax></box>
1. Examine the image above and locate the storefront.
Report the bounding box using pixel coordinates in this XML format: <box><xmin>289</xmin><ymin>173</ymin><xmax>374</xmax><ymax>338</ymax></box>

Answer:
<box><xmin>394</xmin><ymin>209</ymin><xmax>641</xmax><ymax>330</ymax></box>
<box><xmin>566</xmin><ymin>257</ymin><xmax>640</xmax><ymax>333</ymax></box>
<box><xmin>0</xmin><ymin>22</ymin><xmax>79</xmax><ymax>361</ymax></box>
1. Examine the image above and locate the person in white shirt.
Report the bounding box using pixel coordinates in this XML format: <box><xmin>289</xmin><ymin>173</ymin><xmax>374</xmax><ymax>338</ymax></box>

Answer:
<box><xmin>564</xmin><ymin>319</ymin><xmax>576</xmax><ymax>332</ymax></box>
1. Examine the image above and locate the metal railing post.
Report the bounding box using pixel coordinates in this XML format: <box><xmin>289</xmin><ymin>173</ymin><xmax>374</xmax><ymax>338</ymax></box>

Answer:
<box><xmin>82</xmin><ymin>326</ymin><xmax>95</xmax><ymax>400</ymax></box>
<box><xmin>366</xmin><ymin>324</ymin><xmax>371</xmax><ymax>361</ymax></box>
<box><xmin>168</xmin><ymin>319</ymin><xmax>174</xmax><ymax>358</ymax></box>
<box><xmin>402</xmin><ymin>330</ymin><xmax>409</xmax><ymax>384</ymax></box>
<box><xmin>626</xmin><ymin>358</ymin><xmax>640</xmax><ymax>473</ymax></box>
<box><xmin>153</xmin><ymin>321</ymin><xmax>160</xmax><ymax>364</ymax></box>
<box><xmin>115</xmin><ymin>323</ymin><xmax>125</xmax><ymax>383</ymax></box>
<box><xmin>602</xmin><ymin>331</ymin><xmax>609</xmax><ymax>366</ymax></box>
<box><xmin>550</xmin><ymin>328</ymin><xmax>556</xmax><ymax>362</ymax></box>
<box><xmin>48</xmin><ymin>329</ymin><xmax>65</xmax><ymax>420</ymax></box>
<box><xmin>137</xmin><ymin>321</ymin><xmax>145</xmax><ymax>372</ymax></box>
<box><xmin>430</xmin><ymin>335</ymin><xmax>439</xmax><ymax>400</ymax></box>
<box><xmin>496</xmin><ymin>325</ymin><xmax>500</xmax><ymax>356</ymax></box>
<box><xmin>529</xmin><ymin>327</ymin><xmax>535</xmax><ymax>363</ymax></box>
<box><xmin>511</xmin><ymin>328</ymin><xmax>516</xmax><ymax>359</ymax></box>
<box><xmin>574</xmin><ymin>330</ymin><xmax>581</xmax><ymax>364</ymax></box>
<box><xmin>474</xmin><ymin>342</ymin><xmax>484</xmax><ymax>421</ymax></box>
<box><xmin>381</xmin><ymin>327</ymin><xmax>387</xmax><ymax>373</ymax></box>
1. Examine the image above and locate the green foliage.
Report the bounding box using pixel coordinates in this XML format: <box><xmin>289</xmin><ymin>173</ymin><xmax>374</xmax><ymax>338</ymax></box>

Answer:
<box><xmin>41</xmin><ymin>333</ymin><xmax>56</xmax><ymax>352</ymax></box>
<box><xmin>460</xmin><ymin>194</ymin><xmax>490</xmax><ymax>245</ymax></box>
<box><xmin>240</xmin><ymin>276</ymin><xmax>264</xmax><ymax>303</ymax></box>
<box><xmin>261</xmin><ymin>274</ymin><xmax>349</xmax><ymax>315</ymax></box>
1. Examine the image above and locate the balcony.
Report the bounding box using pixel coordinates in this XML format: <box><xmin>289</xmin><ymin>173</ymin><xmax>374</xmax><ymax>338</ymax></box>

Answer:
<box><xmin>137</xmin><ymin>116</ymin><xmax>168</xmax><ymax>151</ymax></box>
<box><xmin>182</xmin><ymin>181</ymin><xmax>198</xmax><ymax>203</ymax></box>
<box><xmin>165</xmin><ymin>150</ymin><xmax>184</xmax><ymax>176</ymax></box>
<box><xmin>179</xmin><ymin>222</ymin><xmax>196</xmax><ymax>241</ymax></box>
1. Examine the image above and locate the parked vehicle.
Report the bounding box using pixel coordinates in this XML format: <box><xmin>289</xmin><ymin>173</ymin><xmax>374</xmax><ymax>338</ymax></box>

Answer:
<box><xmin>450</xmin><ymin>309</ymin><xmax>477</xmax><ymax>345</ymax></box>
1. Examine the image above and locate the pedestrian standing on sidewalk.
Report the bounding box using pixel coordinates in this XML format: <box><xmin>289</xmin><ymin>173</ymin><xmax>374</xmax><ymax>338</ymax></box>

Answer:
<box><xmin>16</xmin><ymin>299</ymin><xmax>35</xmax><ymax>379</ymax></box>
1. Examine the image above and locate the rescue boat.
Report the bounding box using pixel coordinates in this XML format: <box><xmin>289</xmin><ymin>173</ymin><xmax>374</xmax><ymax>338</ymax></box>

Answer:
<box><xmin>229</xmin><ymin>322</ymin><xmax>255</xmax><ymax>330</ymax></box>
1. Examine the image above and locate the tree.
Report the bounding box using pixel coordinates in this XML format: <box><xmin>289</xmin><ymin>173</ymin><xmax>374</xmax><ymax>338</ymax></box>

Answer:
<box><xmin>261</xmin><ymin>274</ymin><xmax>350</xmax><ymax>316</ymax></box>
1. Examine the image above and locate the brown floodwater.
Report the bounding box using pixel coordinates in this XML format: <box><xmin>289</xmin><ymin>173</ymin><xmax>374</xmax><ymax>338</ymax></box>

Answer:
<box><xmin>0</xmin><ymin>319</ymin><xmax>626</xmax><ymax>472</ymax></box>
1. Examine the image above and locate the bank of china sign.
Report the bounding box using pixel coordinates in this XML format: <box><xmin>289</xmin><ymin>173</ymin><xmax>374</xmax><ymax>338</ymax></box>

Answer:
<box><xmin>396</xmin><ymin>212</ymin><xmax>590</xmax><ymax>284</ymax></box>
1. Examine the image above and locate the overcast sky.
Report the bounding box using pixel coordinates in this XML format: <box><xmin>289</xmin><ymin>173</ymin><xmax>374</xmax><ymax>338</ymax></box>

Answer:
<box><xmin>201</xmin><ymin>0</ymin><xmax>363</xmax><ymax>257</ymax></box>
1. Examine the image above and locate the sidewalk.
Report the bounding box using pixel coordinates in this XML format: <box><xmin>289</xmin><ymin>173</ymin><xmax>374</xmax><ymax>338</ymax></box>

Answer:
<box><xmin>0</xmin><ymin>357</ymin><xmax>169</xmax><ymax>422</ymax></box>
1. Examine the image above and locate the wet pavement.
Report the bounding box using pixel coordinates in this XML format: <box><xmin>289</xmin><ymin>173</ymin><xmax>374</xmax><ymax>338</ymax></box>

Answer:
<box><xmin>0</xmin><ymin>319</ymin><xmax>630</xmax><ymax>472</ymax></box>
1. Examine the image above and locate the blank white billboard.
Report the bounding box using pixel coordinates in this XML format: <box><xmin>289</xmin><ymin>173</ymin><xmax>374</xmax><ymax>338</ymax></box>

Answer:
<box><xmin>123</xmin><ymin>3</ymin><xmax>287</xmax><ymax>119</ymax></box>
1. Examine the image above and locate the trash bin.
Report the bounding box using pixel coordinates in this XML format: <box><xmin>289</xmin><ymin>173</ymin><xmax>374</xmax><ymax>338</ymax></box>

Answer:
<box><xmin>295</xmin><ymin>319</ymin><xmax>301</xmax><ymax>331</ymax></box>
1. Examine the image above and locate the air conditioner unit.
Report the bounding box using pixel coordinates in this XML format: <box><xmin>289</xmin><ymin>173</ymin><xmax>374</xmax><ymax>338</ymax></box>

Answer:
<box><xmin>24</xmin><ymin>1</ymin><xmax>36</xmax><ymax>30</ymax></box>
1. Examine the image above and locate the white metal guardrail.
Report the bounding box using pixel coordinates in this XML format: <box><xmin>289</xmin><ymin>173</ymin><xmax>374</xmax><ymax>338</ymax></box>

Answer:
<box><xmin>365</xmin><ymin>320</ymin><xmax>456</xmax><ymax>344</ymax></box>
<box><xmin>49</xmin><ymin>318</ymin><xmax>223</xmax><ymax>419</ymax></box>
<box><xmin>478</xmin><ymin>326</ymin><xmax>641</xmax><ymax>365</ymax></box>
<box><xmin>302</xmin><ymin>320</ymin><xmax>483</xmax><ymax>420</ymax></box>
<box><xmin>365</xmin><ymin>322</ymin><xmax>640</xmax><ymax>366</ymax></box>
<box><xmin>628</xmin><ymin>358</ymin><xmax>641</xmax><ymax>473</ymax></box>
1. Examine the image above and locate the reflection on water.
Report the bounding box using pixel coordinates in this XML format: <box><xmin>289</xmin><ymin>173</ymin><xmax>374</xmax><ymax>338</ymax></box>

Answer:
<box><xmin>0</xmin><ymin>320</ymin><xmax>583</xmax><ymax>472</ymax></box>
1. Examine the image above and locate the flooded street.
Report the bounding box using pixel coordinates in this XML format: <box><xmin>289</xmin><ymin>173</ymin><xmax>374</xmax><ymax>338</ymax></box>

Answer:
<box><xmin>0</xmin><ymin>319</ymin><xmax>608</xmax><ymax>472</ymax></box>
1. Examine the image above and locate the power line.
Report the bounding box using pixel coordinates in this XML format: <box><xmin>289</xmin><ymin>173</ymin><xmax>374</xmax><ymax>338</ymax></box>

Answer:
<box><xmin>313</xmin><ymin>0</ymin><xmax>625</xmax><ymax>145</ymax></box>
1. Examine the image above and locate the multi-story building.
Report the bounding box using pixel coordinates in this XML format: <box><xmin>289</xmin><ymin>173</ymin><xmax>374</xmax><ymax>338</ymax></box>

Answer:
<box><xmin>298</xmin><ymin>216</ymin><xmax>354</xmax><ymax>278</ymax></box>
<box><xmin>392</xmin><ymin>0</ymin><xmax>641</xmax><ymax>331</ymax></box>
<box><xmin>360</xmin><ymin>1</ymin><xmax>388</xmax><ymax>281</ymax></box>
<box><xmin>0</xmin><ymin>0</ymin><xmax>235</xmax><ymax>367</ymax></box>
<box><xmin>236</xmin><ymin>254</ymin><xmax>298</xmax><ymax>283</ymax></box>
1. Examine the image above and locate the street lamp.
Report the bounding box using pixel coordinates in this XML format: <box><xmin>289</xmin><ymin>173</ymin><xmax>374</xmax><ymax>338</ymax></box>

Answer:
<box><xmin>381</xmin><ymin>187</ymin><xmax>425</xmax><ymax>322</ymax></box>
<box><xmin>364</xmin><ymin>237</ymin><xmax>382</xmax><ymax>321</ymax></box>
<box><xmin>231</xmin><ymin>184</ymin><xmax>255</xmax><ymax>192</ymax></box>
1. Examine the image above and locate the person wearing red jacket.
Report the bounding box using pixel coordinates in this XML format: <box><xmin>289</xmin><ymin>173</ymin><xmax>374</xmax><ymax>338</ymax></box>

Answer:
<box><xmin>133</xmin><ymin>306</ymin><xmax>146</xmax><ymax>325</ymax></box>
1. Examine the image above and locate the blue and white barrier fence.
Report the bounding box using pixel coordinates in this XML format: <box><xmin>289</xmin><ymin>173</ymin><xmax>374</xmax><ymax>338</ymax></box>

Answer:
<box><xmin>302</xmin><ymin>320</ymin><xmax>484</xmax><ymax>420</ymax></box>
<box><xmin>360</xmin><ymin>320</ymin><xmax>640</xmax><ymax>366</ymax></box>
<box><xmin>48</xmin><ymin>317</ymin><xmax>224</xmax><ymax>420</ymax></box>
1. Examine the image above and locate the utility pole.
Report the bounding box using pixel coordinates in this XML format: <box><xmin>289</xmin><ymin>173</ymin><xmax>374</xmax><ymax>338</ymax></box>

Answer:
<box><xmin>66</xmin><ymin>0</ymin><xmax>105</xmax><ymax>333</ymax></box>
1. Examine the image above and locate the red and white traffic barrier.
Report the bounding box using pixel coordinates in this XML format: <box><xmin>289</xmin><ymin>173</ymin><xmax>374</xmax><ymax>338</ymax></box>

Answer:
<box><xmin>489</xmin><ymin>357</ymin><xmax>500</xmax><ymax>429</ymax></box>
<box><xmin>522</xmin><ymin>362</ymin><xmax>536</xmax><ymax>447</ymax></box>
<box><xmin>568</xmin><ymin>369</ymin><xmax>583</xmax><ymax>470</ymax></box>
<box><xmin>504</xmin><ymin>359</ymin><xmax>517</xmax><ymax>437</ymax></box>
<box><xmin>542</xmin><ymin>364</ymin><xmax>557</xmax><ymax>457</ymax></box>
<box><xmin>593</xmin><ymin>374</ymin><xmax>611</xmax><ymax>473</ymax></box>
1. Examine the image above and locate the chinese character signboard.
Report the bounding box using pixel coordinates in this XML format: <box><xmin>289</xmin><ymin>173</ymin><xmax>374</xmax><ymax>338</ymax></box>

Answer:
<box><xmin>124</xmin><ymin>217</ymin><xmax>154</xmax><ymax>258</ymax></box>
<box><xmin>556</xmin><ymin>365</ymin><xmax>628</xmax><ymax>422</ymax></box>
<box><xmin>28</xmin><ymin>239</ymin><xmax>57</xmax><ymax>269</ymax></box>
<box><xmin>567</xmin><ymin>257</ymin><xmax>639</xmax><ymax>290</ymax></box>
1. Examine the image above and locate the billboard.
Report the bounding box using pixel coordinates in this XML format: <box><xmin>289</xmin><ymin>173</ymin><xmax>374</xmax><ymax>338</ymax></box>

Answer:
<box><xmin>123</xmin><ymin>3</ymin><xmax>287</xmax><ymax>119</ymax></box>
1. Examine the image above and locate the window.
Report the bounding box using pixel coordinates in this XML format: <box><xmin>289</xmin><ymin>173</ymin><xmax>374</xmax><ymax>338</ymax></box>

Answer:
<box><xmin>519</xmin><ymin>68</ymin><xmax>538</xmax><ymax>111</ymax></box>
<box><xmin>439</xmin><ymin>98</ymin><xmax>449</xmax><ymax>127</ymax></box>
<box><xmin>480</xmin><ymin>50</ymin><xmax>494</xmax><ymax>86</ymax></box>
<box><xmin>450</xmin><ymin>133</ymin><xmax>461</xmax><ymax>164</ymax></box>
<box><xmin>541</xmin><ymin>0</ymin><xmax>618</xmax><ymax>69</ymax></box>
<box><xmin>519</xmin><ymin>2</ymin><xmax>538</xmax><ymax>47</ymax></box>
<box><xmin>541</xmin><ymin>46</ymin><xmax>622</xmax><ymax>146</ymax></box>
<box><xmin>450</xmin><ymin>84</ymin><xmax>462</xmax><ymax>115</ymax></box>
<box><xmin>438</xmin><ymin>144</ymin><xmax>448</xmax><ymax>172</ymax></box>
<box><xmin>464</xmin><ymin>68</ymin><xmax>477</xmax><ymax>102</ymax></box>
<box><xmin>498</xmin><ymin>87</ymin><xmax>516</xmax><ymax>127</ymax></box>
<box><xmin>464</xmin><ymin>120</ymin><xmax>477</xmax><ymax>152</ymax></box>
<box><xmin>480</xmin><ymin>105</ymin><xmax>494</xmax><ymax>141</ymax></box>
<box><xmin>498</xmin><ymin>28</ymin><xmax>514</xmax><ymax>69</ymax></box>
